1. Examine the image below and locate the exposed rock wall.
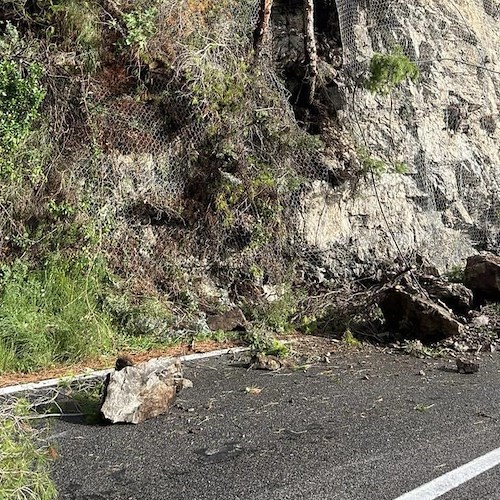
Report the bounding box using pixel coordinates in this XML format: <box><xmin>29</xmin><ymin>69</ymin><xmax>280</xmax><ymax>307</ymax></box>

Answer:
<box><xmin>280</xmin><ymin>0</ymin><xmax>499</xmax><ymax>277</ymax></box>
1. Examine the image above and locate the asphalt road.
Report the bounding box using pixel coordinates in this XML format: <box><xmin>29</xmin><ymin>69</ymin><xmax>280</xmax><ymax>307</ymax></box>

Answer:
<box><xmin>48</xmin><ymin>349</ymin><xmax>500</xmax><ymax>500</ymax></box>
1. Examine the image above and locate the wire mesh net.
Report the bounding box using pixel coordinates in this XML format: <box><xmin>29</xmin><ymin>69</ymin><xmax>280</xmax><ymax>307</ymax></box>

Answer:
<box><xmin>1</xmin><ymin>0</ymin><xmax>499</xmax><ymax>298</ymax></box>
<box><xmin>336</xmin><ymin>0</ymin><xmax>500</xmax><ymax>265</ymax></box>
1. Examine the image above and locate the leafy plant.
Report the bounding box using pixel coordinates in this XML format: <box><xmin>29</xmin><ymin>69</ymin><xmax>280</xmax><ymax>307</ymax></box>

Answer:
<box><xmin>0</xmin><ymin>398</ymin><xmax>58</xmax><ymax>500</ymax></box>
<box><xmin>342</xmin><ymin>328</ymin><xmax>360</xmax><ymax>347</ymax></box>
<box><xmin>358</xmin><ymin>148</ymin><xmax>387</xmax><ymax>177</ymax></box>
<box><xmin>247</xmin><ymin>329</ymin><xmax>289</xmax><ymax>357</ymax></box>
<box><xmin>252</xmin><ymin>287</ymin><xmax>298</xmax><ymax>334</ymax></box>
<box><xmin>123</xmin><ymin>8</ymin><xmax>158</xmax><ymax>51</ymax></box>
<box><xmin>357</xmin><ymin>147</ymin><xmax>409</xmax><ymax>177</ymax></box>
<box><xmin>0</xmin><ymin>59</ymin><xmax>45</xmax><ymax>178</ymax></box>
<box><xmin>366</xmin><ymin>48</ymin><xmax>419</xmax><ymax>95</ymax></box>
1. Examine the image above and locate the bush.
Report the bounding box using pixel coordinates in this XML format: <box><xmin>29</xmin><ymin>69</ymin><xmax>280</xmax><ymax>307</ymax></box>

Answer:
<box><xmin>0</xmin><ymin>399</ymin><xmax>57</xmax><ymax>500</ymax></box>
<box><xmin>366</xmin><ymin>48</ymin><xmax>419</xmax><ymax>95</ymax></box>
<box><xmin>0</xmin><ymin>59</ymin><xmax>45</xmax><ymax>178</ymax></box>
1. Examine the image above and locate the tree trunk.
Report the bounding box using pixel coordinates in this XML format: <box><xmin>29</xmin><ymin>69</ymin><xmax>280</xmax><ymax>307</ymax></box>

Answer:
<box><xmin>253</xmin><ymin>0</ymin><xmax>273</xmax><ymax>61</ymax></box>
<box><xmin>303</xmin><ymin>0</ymin><xmax>318</xmax><ymax>105</ymax></box>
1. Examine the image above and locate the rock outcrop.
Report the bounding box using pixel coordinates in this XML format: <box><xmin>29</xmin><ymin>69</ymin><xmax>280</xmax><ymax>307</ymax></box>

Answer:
<box><xmin>276</xmin><ymin>0</ymin><xmax>499</xmax><ymax>278</ymax></box>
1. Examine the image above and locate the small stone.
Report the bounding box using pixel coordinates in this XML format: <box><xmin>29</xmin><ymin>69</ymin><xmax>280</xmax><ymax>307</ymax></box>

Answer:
<box><xmin>456</xmin><ymin>359</ymin><xmax>479</xmax><ymax>374</ymax></box>
<box><xmin>418</xmin><ymin>370</ymin><xmax>426</xmax><ymax>376</ymax></box>
<box><xmin>178</xmin><ymin>378</ymin><xmax>194</xmax><ymax>389</ymax></box>
<box><xmin>250</xmin><ymin>352</ymin><xmax>282</xmax><ymax>371</ymax></box>
<box><xmin>471</xmin><ymin>315</ymin><xmax>490</xmax><ymax>327</ymax></box>
<box><xmin>206</xmin><ymin>308</ymin><xmax>247</xmax><ymax>332</ymax></box>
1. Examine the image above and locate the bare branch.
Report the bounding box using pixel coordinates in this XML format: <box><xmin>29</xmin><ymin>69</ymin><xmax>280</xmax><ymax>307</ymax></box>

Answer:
<box><xmin>303</xmin><ymin>0</ymin><xmax>318</xmax><ymax>105</ymax></box>
<box><xmin>253</xmin><ymin>0</ymin><xmax>273</xmax><ymax>61</ymax></box>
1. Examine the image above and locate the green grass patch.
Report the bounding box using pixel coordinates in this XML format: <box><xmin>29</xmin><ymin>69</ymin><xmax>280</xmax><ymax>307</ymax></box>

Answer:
<box><xmin>0</xmin><ymin>255</ymin><xmax>116</xmax><ymax>373</ymax></box>
<box><xmin>0</xmin><ymin>398</ymin><xmax>57</xmax><ymax>500</ymax></box>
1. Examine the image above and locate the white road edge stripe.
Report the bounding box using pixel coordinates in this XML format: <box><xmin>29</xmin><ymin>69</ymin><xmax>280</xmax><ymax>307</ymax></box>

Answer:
<box><xmin>0</xmin><ymin>347</ymin><xmax>249</xmax><ymax>397</ymax></box>
<box><xmin>394</xmin><ymin>446</ymin><xmax>500</xmax><ymax>500</ymax></box>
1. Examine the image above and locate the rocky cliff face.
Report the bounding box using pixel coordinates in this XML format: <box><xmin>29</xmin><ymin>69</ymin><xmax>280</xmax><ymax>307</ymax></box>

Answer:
<box><xmin>276</xmin><ymin>0</ymin><xmax>499</xmax><ymax>277</ymax></box>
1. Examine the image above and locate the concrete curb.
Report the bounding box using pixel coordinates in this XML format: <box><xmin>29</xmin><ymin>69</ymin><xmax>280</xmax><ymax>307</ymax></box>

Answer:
<box><xmin>0</xmin><ymin>347</ymin><xmax>250</xmax><ymax>397</ymax></box>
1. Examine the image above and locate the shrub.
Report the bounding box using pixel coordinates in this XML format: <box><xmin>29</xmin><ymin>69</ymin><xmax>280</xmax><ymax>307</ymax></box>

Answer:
<box><xmin>366</xmin><ymin>48</ymin><xmax>419</xmax><ymax>95</ymax></box>
<box><xmin>0</xmin><ymin>399</ymin><xmax>57</xmax><ymax>500</ymax></box>
<box><xmin>0</xmin><ymin>60</ymin><xmax>45</xmax><ymax>178</ymax></box>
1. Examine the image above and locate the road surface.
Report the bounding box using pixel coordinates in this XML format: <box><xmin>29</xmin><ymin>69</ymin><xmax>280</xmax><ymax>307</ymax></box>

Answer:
<box><xmin>48</xmin><ymin>349</ymin><xmax>500</xmax><ymax>499</ymax></box>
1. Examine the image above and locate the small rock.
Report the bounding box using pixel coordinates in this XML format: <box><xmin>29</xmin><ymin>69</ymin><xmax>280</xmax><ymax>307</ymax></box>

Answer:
<box><xmin>418</xmin><ymin>370</ymin><xmax>426</xmax><ymax>376</ymax></box>
<box><xmin>456</xmin><ymin>359</ymin><xmax>479</xmax><ymax>374</ymax></box>
<box><xmin>206</xmin><ymin>307</ymin><xmax>247</xmax><ymax>332</ymax></box>
<box><xmin>178</xmin><ymin>378</ymin><xmax>194</xmax><ymax>389</ymax></box>
<box><xmin>115</xmin><ymin>354</ymin><xmax>134</xmax><ymax>371</ymax></box>
<box><xmin>471</xmin><ymin>315</ymin><xmax>490</xmax><ymax>327</ymax></box>
<box><xmin>250</xmin><ymin>352</ymin><xmax>282</xmax><ymax>371</ymax></box>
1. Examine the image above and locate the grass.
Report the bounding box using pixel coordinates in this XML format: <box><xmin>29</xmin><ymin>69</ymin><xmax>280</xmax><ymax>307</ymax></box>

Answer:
<box><xmin>0</xmin><ymin>398</ymin><xmax>58</xmax><ymax>500</ymax></box>
<box><xmin>0</xmin><ymin>255</ymin><xmax>116</xmax><ymax>373</ymax></box>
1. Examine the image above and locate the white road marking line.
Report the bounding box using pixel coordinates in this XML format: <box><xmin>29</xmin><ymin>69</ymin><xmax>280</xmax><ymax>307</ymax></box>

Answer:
<box><xmin>0</xmin><ymin>347</ymin><xmax>249</xmax><ymax>396</ymax></box>
<box><xmin>395</xmin><ymin>446</ymin><xmax>500</xmax><ymax>500</ymax></box>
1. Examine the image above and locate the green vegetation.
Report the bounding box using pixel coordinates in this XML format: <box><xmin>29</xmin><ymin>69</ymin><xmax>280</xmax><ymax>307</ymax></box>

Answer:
<box><xmin>123</xmin><ymin>7</ymin><xmax>158</xmax><ymax>54</ymax></box>
<box><xmin>247</xmin><ymin>329</ymin><xmax>289</xmax><ymax>357</ymax></box>
<box><xmin>0</xmin><ymin>58</ymin><xmax>45</xmax><ymax>178</ymax></box>
<box><xmin>247</xmin><ymin>286</ymin><xmax>298</xmax><ymax>334</ymax></box>
<box><xmin>445</xmin><ymin>264</ymin><xmax>465</xmax><ymax>283</ymax></box>
<box><xmin>342</xmin><ymin>328</ymin><xmax>361</xmax><ymax>347</ymax></box>
<box><xmin>0</xmin><ymin>255</ymin><xmax>116</xmax><ymax>372</ymax></box>
<box><xmin>0</xmin><ymin>0</ymin><xmax>326</xmax><ymax>375</ymax></box>
<box><xmin>366</xmin><ymin>48</ymin><xmax>419</xmax><ymax>95</ymax></box>
<box><xmin>0</xmin><ymin>399</ymin><xmax>57</xmax><ymax>500</ymax></box>
<box><xmin>47</xmin><ymin>0</ymin><xmax>102</xmax><ymax>71</ymax></box>
<box><xmin>357</xmin><ymin>147</ymin><xmax>409</xmax><ymax>177</ymax></box>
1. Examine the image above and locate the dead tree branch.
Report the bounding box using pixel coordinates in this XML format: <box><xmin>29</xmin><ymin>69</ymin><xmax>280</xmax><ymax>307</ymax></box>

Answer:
<box><xmin>303</xmin><ymin>0</ymin><xmax>318</xmax><ymax>105</ymax></box>
<box><xmin>253</xmin><ymin>0</ymin><xmax>273</xmax><ymax>61</ymax></box>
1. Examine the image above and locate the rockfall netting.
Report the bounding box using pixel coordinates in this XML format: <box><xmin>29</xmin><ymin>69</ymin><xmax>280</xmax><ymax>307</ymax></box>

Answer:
<box><xmin>335</xmin><ymin>0</ymin><xmax>500</xmax><ymax>264</ymax></box>
<box><xmin>1</xmin><ymin>0</ymin><xmax>499</xmax><ymax>295</ymax></box>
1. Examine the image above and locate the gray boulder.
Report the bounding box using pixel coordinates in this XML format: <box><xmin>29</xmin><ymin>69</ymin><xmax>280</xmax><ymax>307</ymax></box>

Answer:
<box><xmin>464</xmin><ymin>253</ymin><xmax>500</xmax><ymax>302</ymax></box>
<box><xmin>419</xmin><ymin>275</ymin><xmax>473</xmax><ymax>314</ymax></box>
<box><xmin>379</xmin><ymin>287</ymin><xmax>463</xmax><ymax>342</ymax></box>
<box><xmin>100</xmin><ymin>357</ymin><xmax>192</xmax><ymax>424</ymax></box>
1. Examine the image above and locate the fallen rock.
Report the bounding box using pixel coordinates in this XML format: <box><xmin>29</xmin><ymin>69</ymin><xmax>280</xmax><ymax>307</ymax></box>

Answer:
<box><xmin>206</xmin><ymin>307</ymin><xmax>247</xmax><ymax>332</ymax></box>
<box><xmin>419</xmin><ymin>276</ymin><xmax>473</xmax><ymax>314</ymax></box>
<box><xmin>470</xmin><ymin>314</ymin><xmax>490</xmax><ymax>327</ymax></box>
<box><xmin>379</xmin><ymin>287</ymin><xmax>463</xmax><ymax>342</ymax></box>
<box><xmin>456</xmin><ymin>359</ymin><xmax>479</xmax><ymax>374</ymax></box>
<box><xmin>101</xmin><ymin>357</ymin><xmax>192</xmax><ymax>424</ymax></box>
<box><xmin>250</xmin><ymin>352</ymin><xmax>282</xmax><ymax>371</ymax></box>
<box><xmin>464</xmin><ymin>253</ymin><xmax>500</xmax><ymax>301</ymax></box>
